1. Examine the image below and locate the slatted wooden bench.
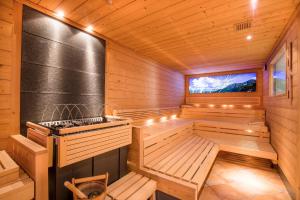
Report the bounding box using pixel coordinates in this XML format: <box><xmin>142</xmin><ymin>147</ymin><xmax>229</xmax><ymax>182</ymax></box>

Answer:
<box><xmin>128</xmin><ymin>119</ymin><xmax>219</xmax><ymax>200</ymax></box>
<box><xmin>180</xmin><ymin>105</ymin><xmax>277</xmax><ymax>163</ymax></box>
<box><xmin>112</xmin><ymin>107</ymin><xmax>180</xmax><ymax>126</ymax></box>
<box><xmin>106</xmin><ymin>172</ymin><xmax>156</xmax><ymax>200</ymax></box>
<box><xmin>194</xmin><ymin>120</ymin><xmax>277</xmax><ymax>163</ymax></box>
<box><xmin>181</xmin><ymin>105</ymin><xmax>265</xmax><ymax>123</ymax></box>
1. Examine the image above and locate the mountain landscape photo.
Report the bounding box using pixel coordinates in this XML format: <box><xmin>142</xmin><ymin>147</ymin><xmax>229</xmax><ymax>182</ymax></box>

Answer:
<box><xmin>189</xmin><ymin>72</ymin><xmax>257</xmax><ymax>94</ymax></box>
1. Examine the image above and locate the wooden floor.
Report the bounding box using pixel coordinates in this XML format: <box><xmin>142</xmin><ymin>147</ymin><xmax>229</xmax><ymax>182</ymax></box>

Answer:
<box><xmin>199</xmin><ymin>160</ymin><xmax>291</xmax><ymax>200</ymax></box>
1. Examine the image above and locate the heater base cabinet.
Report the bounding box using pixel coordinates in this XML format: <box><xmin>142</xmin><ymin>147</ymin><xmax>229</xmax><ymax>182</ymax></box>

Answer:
<box><xmin>49</xmin><ymin>147</ymin><xmax>129</xmax><ymax>200</ymax></box>
<box><xmin>156</xmin><ymin>191</ymin><xmax>179</xmax><ymax>200</ymax></box>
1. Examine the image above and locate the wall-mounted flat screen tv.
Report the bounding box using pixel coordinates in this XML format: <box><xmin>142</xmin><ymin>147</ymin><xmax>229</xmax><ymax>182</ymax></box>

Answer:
<box><xmin>189</xmin><ymin>72</ymin><xmax>257</xmax><ymax>94</ymax></box>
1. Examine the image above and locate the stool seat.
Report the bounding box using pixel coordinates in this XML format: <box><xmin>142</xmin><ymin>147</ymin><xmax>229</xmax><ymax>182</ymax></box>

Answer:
<box><xmin>106</xmin><ymin>172</ymin><xmax>156</xmax><ymax>200</ymax></box>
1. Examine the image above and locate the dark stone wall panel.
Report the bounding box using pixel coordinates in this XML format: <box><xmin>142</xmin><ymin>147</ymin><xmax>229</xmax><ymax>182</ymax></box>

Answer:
<box><xmin>21</xmin><ymin>6</ymin><xmax>106</xmax><ymax>132</ymax></box>
<box><xmin>22</xmin><ymin>6</ymin><xmax>105</xmax><ymax>54</ymax></box>
<box><xmin>22</xmin><ymin>32</ymin><xmax>105</xmax><ymax>74</ymax></box>
<box><xmin>21</xmin><ymin>93</ymin><xmax>105</xmax><ymax>124</ymax></box>
<box><xmin>21</xmin><ymin>62</ymin><xmax>104</xmax><ymax>94</ymax></box>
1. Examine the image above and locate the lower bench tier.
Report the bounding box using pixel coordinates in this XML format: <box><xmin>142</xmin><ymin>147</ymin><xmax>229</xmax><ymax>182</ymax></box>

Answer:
<box><xmin>127</xmin><ymin>119</ymin><xmax>277</xmax><ymax>200</ymax></box>
<box><xmin>131</xmin><ymin>135</ymin><xmax>219</xmax><ymax>200</ymax></box>
<box><xmin>106</xmin><ymin>172</ymin><xmax>157</xmax><ymax>200</ymax></box>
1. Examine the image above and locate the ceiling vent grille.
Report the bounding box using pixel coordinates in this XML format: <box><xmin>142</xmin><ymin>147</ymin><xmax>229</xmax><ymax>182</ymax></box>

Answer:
<box><xmin>235</xmin><ymin>21</ymin><xmax>252</xmax><ymax>32</ymax></box>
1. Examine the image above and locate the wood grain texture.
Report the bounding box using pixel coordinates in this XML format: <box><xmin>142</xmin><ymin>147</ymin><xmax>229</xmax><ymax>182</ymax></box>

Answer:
<box><xmin>128</xmin><ymin>119</ymin><xmax>218</xmax><ymax>200</ymax></box>
<box><xmin>181</xmin><ymin>107</ymin><xmax>265</xmax><ymax>123</ymax></box>
<box><xmin>58</xmin><ymin>124</ymin><xmax>132</xmax><ymax>167</ymax></box>
<box><xmin>9</xmin><ymin>135</ymin><xmax>48</xmax><ymax>200</ymax></box>
<box><xmin>0</xmin><ymin>169</ymin><xmax>34</xmax><ymax>200</ymax></box>
<box><xmin>0</xmin><ymin>3</ymin><xmax>184</xmax><ymax>151</ymax></box>
<box><xmin>106</xmin><ymin>171</ymin><xmax>157</xmax><ymax>200</ymax></box>
<box><xmin>112</xmin><ymin>107</ymin><xmax>180</xmax><ymax>126</ymax></box>
<box><xmin>0</xmin><ymin>0</ymin><xmax>21</xmax><ymax>150</ymax></box>
<box><xmin>106</xmin><ymin>41</ymin><xmax>185</xmax><ymax>110</ymax></box>
<box><xmin>263</xmin><ymin>9</ymin><xmax>300</xmax><ymax>198</ymax></box>
<box><xmin>23</xmin><ymin>0</ymin><xmax>298</xmax><ymax>73</ymax></box>
<box><xmin>0</xmin><ymin>150</ymin><xmax>19</xmax><ymax>187</ymax></box>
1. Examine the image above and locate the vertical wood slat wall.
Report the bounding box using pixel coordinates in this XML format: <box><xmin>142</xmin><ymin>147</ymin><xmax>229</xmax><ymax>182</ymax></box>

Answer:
<box><xmin>105</xmin><ymin>41</ymin><xmax>185</xmax><ymax>111</ymax></box>
<box><xmin>0</xmin><ymin>0</ymin><xmax>21</xmax><ymax>150</ymax></box>
<box><xmin>263</xmin><ymin>10</ymin><xmax>300</xmax><ymax>198</ymax></box>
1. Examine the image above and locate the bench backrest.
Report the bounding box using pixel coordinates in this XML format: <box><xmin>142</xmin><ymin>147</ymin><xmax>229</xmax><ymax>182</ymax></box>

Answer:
<box><xmin>9</xmin><ymin>135</ymin><xmax>48</xmax><ymax>200</ymax></box>
<box><xmin>128</xmin><ymin>120</ymin><xmax>193</xmax><ymax>168</ymax></box>
<box><xmin>193</xmin><ymin>120</ymin><xmax>270</xmax><ymax>143</ymax></box>
<box><xmin>180</xmin><ymin>106</ymin><xmax>265</xmax><ymax>123</ymax></box>
<box><xmin>113</xmin><ymin>107</ymin><xmax>180</xmax><ymax>125</ymax></box>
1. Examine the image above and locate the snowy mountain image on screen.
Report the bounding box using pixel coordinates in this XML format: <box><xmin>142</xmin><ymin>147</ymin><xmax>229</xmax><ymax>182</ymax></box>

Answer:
<box><xmin>189</xmin><ymin>73</ymin><xmax>257</xmax><ymax>94</ymax></box>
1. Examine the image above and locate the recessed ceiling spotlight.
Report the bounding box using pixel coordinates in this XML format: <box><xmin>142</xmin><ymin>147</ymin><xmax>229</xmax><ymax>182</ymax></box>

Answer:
<box><xmin>246</xmin><ymin>35</ymin><xmax>253</xmax><ymax>41</ymax></box>
<box><xmin>86</xmin><ymin>25</ymin><xmax>93</xmax><ymax>32</ymax></box>
<box><xmin>251</xmin><ymin>0</ymin><xmax>258</xmax><ymax>10</ymax></box>
<box><xmin>56</xmin><ymin>10</ymin><xmax>64</xmax><ymax>18</ymax></box>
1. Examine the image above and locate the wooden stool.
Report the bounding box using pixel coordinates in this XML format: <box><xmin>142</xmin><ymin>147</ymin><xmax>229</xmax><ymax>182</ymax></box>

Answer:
<box><xmin>106</xmin><ymin>172</ymin><xmax>156</xmax><ymax>200</ymax></box>
<box><xmin>64</xmin><ymin>173</ymin><xmax>109</xmax><ymax>200</ymax></box>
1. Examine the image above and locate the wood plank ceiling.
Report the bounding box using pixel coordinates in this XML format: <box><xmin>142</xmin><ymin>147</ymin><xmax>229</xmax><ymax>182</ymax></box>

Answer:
<box><xmin>26</xmin><ymin>0</ymin><xmax>299</xmax><ymax>74</ymax></box>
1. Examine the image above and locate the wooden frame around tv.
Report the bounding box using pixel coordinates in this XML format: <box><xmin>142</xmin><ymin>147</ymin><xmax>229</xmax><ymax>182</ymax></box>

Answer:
<box><xmin>185</xmin><ymin>68</ymin><xmax>263</xmax><ymax>98</ymax></box>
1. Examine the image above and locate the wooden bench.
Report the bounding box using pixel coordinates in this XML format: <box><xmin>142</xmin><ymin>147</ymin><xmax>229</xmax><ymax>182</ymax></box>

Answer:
<box><xmin>2</xmin><ymin>135</ymin><xmax>48</xmax><ymax>200</ymax></box>
<box><xmin>112</xmin><ymin>107</ymin><xmax>180</xmax><ymax>126</ymax></box>
<box><xmin>180</xmin><ymin>105</ymin><xmax>277</xmax><ymax>163</ymax></box>
<box><xmin>194</xmin><ymin>120</ymin><xmax>277</xmax><ymax>163</ymax></box>
<box><xmin>106</xmin><ymin>172</ymin><xmax>156</xmax><ymax>200</ymax></box>
<box><xmin>128</xmin><ymin>119</ymin><xmax>219</xmax><ymax>200</ymax></box>
<box><xmin>181</xmin><ymin>105</ymin><xmax>265</xmax><ymax>123</ymax></box>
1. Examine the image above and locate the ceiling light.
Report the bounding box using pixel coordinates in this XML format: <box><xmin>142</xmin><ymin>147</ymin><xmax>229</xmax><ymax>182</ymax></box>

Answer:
<box><xmin>86</xmin><ymin>25</ymin><xmax>93</xmax><ymax>32</ymax></box>
<box><xmin>244</xmin><ymin>105</ymin><xmax>252</xmax><ymax>108</ymax></box>
<box><xmin>246</xmin><ymin>35</ymin><xmax>253</xmax><ymax>41</ymax></box>
<box><xmin>56</xmin><ymin>10</ymin><xmax>64</xmax><ymax>18</ymax></box>
<box><xmin>251</xmin><ymin>0</ymin><xmax>258</xmax><ymax>10</ymax></box>
<box><xmin>171</xmin><ymin>114</ymin><xmax>177</xmax><ymax>119</ymax></box>
<box><xmin>160</xmin><ymin>116</ymin><xmax>167</xmax><ymax>122</ymax></box>
<box><xmin>146</xmin><ymin>119</ymin><xmax>154</xmax><ymax>126</ymax></box>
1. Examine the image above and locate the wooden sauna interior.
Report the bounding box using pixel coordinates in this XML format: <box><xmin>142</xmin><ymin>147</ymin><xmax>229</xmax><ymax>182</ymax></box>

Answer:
<box><xmin>1</xmin><ymin>0</ymin><xmax>300</xmax><ymax>199</ymax></box>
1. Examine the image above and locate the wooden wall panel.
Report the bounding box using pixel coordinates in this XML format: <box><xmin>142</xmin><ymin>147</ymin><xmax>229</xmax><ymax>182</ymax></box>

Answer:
<box><xmin>0</xmin><ymin>3</ymin><xmax>185</xmax><ymax>151</ymax></box>
<box><xmin>25</xmin><ymin>0</ymin><xmax>297</xmax><ymax>72</ymax></box>
<box><xmin>263</xmin><ymin>10</ymin><xmax>300</xmax><ymax>198</ymax></box>
<box><xmin>185</xmin><ymin>68</ymin><xmax>263</xmax><ymax>107</ymax></box>
<box><xmin>0</xmin><ymin>0</ymin><xmax>21</xmax><ymax>150</ymax></box>
<box><xmin>105</xmin><ymin>42</ymin><xmax>185</xmax><ymax>111</ymax></box>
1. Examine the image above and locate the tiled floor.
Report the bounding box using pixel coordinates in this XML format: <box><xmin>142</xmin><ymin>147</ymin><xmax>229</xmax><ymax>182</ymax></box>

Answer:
<box><xmin>199</xmin><ymin>160</ymin><xmax>291</xmax><ymax>200</ymax></box>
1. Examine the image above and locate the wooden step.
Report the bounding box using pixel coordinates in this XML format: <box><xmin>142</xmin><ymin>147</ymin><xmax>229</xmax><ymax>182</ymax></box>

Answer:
<box><xmin>106</xmin><ymin>172</ymin><xmax>156</xmax><ymax>200</ymax></box>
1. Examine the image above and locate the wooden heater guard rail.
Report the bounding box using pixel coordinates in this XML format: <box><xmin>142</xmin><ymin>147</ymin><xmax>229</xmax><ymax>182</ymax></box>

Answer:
<box><xmin>58</xmin><ymin>124</ymin><xmax>132</xmax><ymax>167</ymax></box>
<box><xmin>8</xmin><ymin>135</ymin><xmax>48</xmax><ymax>200</ymax></box>
<box><xmin>26</xmin><ymin>118</ymin><xmax>133</xmax><ymax>168</ymax></box>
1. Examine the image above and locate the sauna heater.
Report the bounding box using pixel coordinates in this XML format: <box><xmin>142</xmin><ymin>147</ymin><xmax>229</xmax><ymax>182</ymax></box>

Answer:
<box><xmin>26</xmin><ymin>111</ymin><xmax>132</xmax><ymax>200</ymax></box>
